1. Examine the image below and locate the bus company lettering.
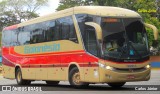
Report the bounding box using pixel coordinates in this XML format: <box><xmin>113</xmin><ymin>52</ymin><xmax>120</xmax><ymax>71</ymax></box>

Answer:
<box><xmin>24</xmin><ymin>44</ymin><xmax>60</xmax><ymax>54</ymax></box>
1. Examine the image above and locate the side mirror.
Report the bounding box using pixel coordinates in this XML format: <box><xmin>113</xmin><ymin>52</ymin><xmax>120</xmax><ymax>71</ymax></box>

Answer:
<box><xmin>145</xmin><ymin>23</ymin><xmax>159</xmax><ymax>49</ymax></box>
<box><xmin>85</xmin><ymin>22</ymin><xmax>102</xmax><ymax>42</ymax></box>
<box><xmin>145</xmin><ymin>23</ymin><xmax>159</xmax><ymax>40</ymax></box>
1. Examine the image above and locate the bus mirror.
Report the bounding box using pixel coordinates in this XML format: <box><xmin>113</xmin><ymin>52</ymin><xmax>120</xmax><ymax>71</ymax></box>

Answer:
<box><xmin>85</xmin><ymin>22</ymin><xmax>102</xmax><ymax>41</ymax></box>
<box><xmin>145</xmin><ymin>23</ymin><xmax>159</xmax><ymax>40</ymax></box>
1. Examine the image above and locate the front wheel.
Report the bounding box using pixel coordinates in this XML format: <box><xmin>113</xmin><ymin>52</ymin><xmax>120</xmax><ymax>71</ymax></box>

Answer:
<box><xmin>107</xmin><ymin>82</ymin><xmax>126</xmax><ymax>88</ymax></box>
<box><xmin>69</xmin><ymin>67</ymin><xmax>89</xmax><ymax>88</ymax></box>
<box><xmin>16</xmin><ymin>68</ymin><xmax>31</xmax><ymax>85</ymax></box>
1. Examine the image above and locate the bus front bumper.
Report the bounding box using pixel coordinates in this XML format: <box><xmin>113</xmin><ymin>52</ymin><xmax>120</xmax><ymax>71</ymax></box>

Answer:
<box><xmin>99</xmin><ymin>67</ymin><xmax>151</xmax><ymax>83</ymax></box>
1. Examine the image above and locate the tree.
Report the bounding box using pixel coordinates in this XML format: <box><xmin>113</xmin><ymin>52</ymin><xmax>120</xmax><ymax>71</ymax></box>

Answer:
<box><xmin>0</xmin><ymin>0</ymin><xmax>48</xmax><ymax>30</ymax></box>
<box><xmin>57</xmin><ymin>0</ymin><xmax>92</xmax><ymax>11</ymax></box>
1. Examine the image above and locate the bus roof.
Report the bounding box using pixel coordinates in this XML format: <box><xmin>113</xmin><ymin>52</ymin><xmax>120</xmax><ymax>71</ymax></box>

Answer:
<box><xmin>4</xmin><ymin>6</ymin><xmax>141</xmax><ymax>30</ymax></box>
<box><xmin>74</xmin><ymin>6</ymin><xmax>141</xmax><ymax>17</ymax></box>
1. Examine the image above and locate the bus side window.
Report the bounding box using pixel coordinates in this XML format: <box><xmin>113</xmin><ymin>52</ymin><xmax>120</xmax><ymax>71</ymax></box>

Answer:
<box><xmin>85</xmin><ymin>26</ymin><xmax>98</xmax><ymax>56</ymax></box>
<box><xmin>10</xmin><ymin>29</ymin><xmax>18</xmax><ymax>46</ymax></box>
<box><xmin>59</xmin><ymin>17</ymin><xmax>69</xmax><ymax>40</ymax></box>
<box><xmin>30</xmin><ymin>23</ymin><xmax>46</xmax><ymax>44</ymax></box>
<box><xmin>54</xmin><ymin>20</ymin><xmax>61</xmax><ymax>40</ymax></box>
<box><xmin>4</xmin><ymin>30</ymin><xmax>13</xmax><ymax>47</ymax></box>
<box><xmin>59</xmin><ymin>16</ymin><xmax>78</xmax><ymax>43</ymax></box>
<box><xmin>2</xmin><ymin>29</ymin><xmax>19</xmax><ymax>47</ymax></box>
<box><xmin>76</xmin><ymin>14</ymin><xmax>100</xmax><ymax>56</ymax></box>
<box><xmin>45</xmin><ymin>20</ymin><xmax>55</xmax><ymax>41</ymax></box>
<box><xmin>2</xmin><ymin>30</ymin><xmax>11</xmax><ymax>47</ymax></box>
<box><xmin>18</xmin><ymin>27</ymin><xmax>31</xmax><ymax>45</ymax></box>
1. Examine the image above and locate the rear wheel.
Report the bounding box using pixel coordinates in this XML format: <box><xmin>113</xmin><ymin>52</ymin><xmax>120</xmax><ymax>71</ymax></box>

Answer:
<box><xmin>46</xmin><ymin>81</ymin><xmax>59</xmax><ymax>85</ymax></box>
<box><xmin>107</xmin><ymin>82</ymin><xmax>126</xmax><ymax>88</ymax></box>
<box><xmin>16</xmin><ymin>68</ymin><xmax>31</xmax><ymax>85</ymax></box>
<box><xmin>69</xmin><ymin>67</ymin><xmax>89</xmax><ymax>88</ymax></box>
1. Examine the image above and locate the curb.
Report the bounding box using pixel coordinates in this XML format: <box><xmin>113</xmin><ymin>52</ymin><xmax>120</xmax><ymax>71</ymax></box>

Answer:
<box><xmin>151</xmin><ymin>62</ymin><xmax>160</xmax><ymax>68</ymax></box>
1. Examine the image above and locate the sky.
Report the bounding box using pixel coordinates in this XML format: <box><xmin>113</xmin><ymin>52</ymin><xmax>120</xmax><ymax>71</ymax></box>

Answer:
<box><xmin>38</xmin><ymin>0</ymin><xmax>60</xmax><ymax>16</ymax></box>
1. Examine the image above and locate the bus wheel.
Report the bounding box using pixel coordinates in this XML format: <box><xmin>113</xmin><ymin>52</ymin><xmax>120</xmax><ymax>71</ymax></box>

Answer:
<box><xmin>16</xmin><ymin>68</ymin><xmax>31</xmax><ymax>85</ymax></box>
<box><xmin>69</xmin><ymin>67</ymin><xmax>89</xmax><ymax>88</ymax></box>
<box><xmin>46</xmin><ymin>81</ymin><xmax>59</xmax><ymax>85</ymax></box>
<box><xmin>107</xmin><ymin>82</ymin><xmax>126</xmax><ymax>88</ymax></box>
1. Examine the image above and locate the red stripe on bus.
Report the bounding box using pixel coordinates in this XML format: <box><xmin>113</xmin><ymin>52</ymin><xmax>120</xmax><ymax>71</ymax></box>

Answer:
<box><xmin>22</xmin><ymin>64</ymin><xmax>65</xmax><ymax>68</ymax></box>
<box><xmin>2</xmin><ymin>57</ymin><xmax>15</xmax><ymax>67</ymax></box>
<box><xmin>4</xmin><ymin>25</ymin><xmax>18</xmax><ymax>30</ymax></box>
<box><xmin>21</xmin><ymin>64</ymin><xmax>98</xmax><ymax>68</ymax></box>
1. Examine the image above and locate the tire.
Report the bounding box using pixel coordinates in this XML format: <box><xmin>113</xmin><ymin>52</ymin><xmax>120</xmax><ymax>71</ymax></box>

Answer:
<box><xmin>69</xmin><ymin>67</ymin><xmax>89</xmax><ymax>88</ymax></box>
<box><xmin>16</xmin><ymin>68</ymin><xmax>31</xmax><ymax>85</ymax></box>
<box><xmin>46</xmin><ymin>81</ymin><xmax>59</xmax><ymax>85</ymax></box>
<box><xmin>107</xmin><ymin>82</ymin><xmax>126</xmax><ymax>88</ymax></box>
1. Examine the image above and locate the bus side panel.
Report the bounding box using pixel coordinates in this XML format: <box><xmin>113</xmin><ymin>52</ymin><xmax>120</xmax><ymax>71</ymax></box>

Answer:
<box><xmin>47</xmin><ymin>55</ymin><xmax>62</xmax><ymax>81</ymax></box>
<box><xmin>82</xmin><ymin>54</ymin><xmax>99</xmax><ymax>83</ymax></box>
<box><xmin>2</xmin><ymin>64</ymin><xmax>15</xmax><ymax>79</ymax></box>
<box><xmin>2</xmin><ymin>47</ymin><xmax>15</xmax><ymax>79</ymax></box>
<box><xmin>22</xmin><ymin>67</ymin><xmax>36</xmax><ymax>80</ymax></box>
<box><xmin>22</xmin><ymin>58</ymin><xmax>36</xmax><ymax>80</ymax></box>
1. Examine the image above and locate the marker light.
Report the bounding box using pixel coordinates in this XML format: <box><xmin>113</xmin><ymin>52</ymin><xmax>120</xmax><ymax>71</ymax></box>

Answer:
<box><xmin>99</xmin><ymin>63</ymin><xmax>105</xmax><ymax>68</ymax></box>
<box><xmin>103</xmin><ymin>18</ymin><xmax>120</xmax><ymax>22</ymax></box>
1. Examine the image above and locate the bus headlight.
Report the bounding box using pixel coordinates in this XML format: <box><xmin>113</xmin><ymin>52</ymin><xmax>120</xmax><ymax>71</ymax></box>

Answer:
<box><xmin>146</xmin><ymin>65</ymin><xmax>150</xmax><ymax>69</ymax></box>
<box><xmin>106</xmin><ymin>66</ymin><xmax>112</xmax><ymax>70</ymax></box>
<box><xmin>96</xmin><ymin>62</ymin><xmax>113</xmax><ymax>70</ymax></box>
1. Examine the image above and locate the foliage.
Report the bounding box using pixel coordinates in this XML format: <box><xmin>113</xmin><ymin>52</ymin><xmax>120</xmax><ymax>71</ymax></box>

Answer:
<box><xmin>57</xmin><ymin>0</ymin><xmax>92</xmax><ymax>11</ymax></box>
<box><xmin>0</xmin><ymin>0</ymin><xmax>48</xmax><ymax>31</ymax></box>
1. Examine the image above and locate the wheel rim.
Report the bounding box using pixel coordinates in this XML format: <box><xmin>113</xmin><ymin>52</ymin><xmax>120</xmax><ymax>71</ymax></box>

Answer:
<box><xmin>17</xmin><ymin>71</ymin><xmax>21</xmax><ymax>82</ymax></box>
<box><xmin>72</xmin><ymin>72</ymin><xmax>81</xmax><ymax>85</ymax></box>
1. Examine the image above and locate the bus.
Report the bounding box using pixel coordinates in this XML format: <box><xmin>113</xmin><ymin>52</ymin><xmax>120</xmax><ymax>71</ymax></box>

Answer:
<box><xmin>1</xmin><ymin>6</ymin><xmax>158</xmax><ymax>88</ymax></box>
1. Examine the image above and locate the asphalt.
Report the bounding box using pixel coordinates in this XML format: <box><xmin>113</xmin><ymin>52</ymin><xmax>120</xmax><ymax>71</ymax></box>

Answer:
<box><xmin>0</xmin><ymin>70</ymin><xmax>159</xmax><ymax>94</ymax></box>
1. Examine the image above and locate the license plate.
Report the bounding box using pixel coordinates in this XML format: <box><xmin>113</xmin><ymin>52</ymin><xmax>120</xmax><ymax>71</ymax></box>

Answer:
<box><xmin>127</xmin><ymin>75</ymin><xmax>135</xmax><ymax>79</ymax></box>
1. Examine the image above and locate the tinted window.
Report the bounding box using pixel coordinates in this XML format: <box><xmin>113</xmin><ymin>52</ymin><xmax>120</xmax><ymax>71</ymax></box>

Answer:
<box><xmin>11</xmin><ymin>29</ymin><xmax>18</xmax><ymax>46</ymax></box>
<box><xmin>2</xmin><ymin>29</ymin><xmax>19</xmax><ymax>47</ymax></box>
<box><xmin>30</xmin><ymin>23</ymin><xmax>46</xmax><ymax>44</ymax></box>
<box><xmin>58</xmin><ymin>16</ymin><xmax>78</xmax><ymax>43</ymax></box>
<box><xmin>59</xmin><ymin>18</ymin><xmax>69</xmax><ymax>40</ymax></box>
<box><xmin>53</xmin><ymin>20</ymin><xmax>60</xmax><ymax>40</ymax></box>
<box><xmin>2</xmin><ymin>30</ymin><xmax>12</xmax><ymax>47</ymax></box>
<box><xmin>76</xmin><ymin>14</ymin><xmax>100</xmax><ymax>56</ymax></box>
<box><xmin>45</xmin><ymin>20</ymin><xmax>56</xmax><ymax>41</ymax></box>
<box><xmin>17</xmin><ymin>27</ymin><xmax>30</xmax><ymax>45</ymax></box>
<box><xmin>85</xmin><ymin>26</ymin><xmax>98</xmax><ymax>56</ymax></box>
<box><xmin>2</xmin><ymin>15</ymin><xmax>78</xmax><ymax>47</ymax></box>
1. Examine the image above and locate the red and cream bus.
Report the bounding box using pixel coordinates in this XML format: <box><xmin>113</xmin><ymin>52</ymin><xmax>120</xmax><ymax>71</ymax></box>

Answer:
<box><xmin>1</xmin><ymin>6</ymin><xmax>158</xmax><ymax>88</ymax></box>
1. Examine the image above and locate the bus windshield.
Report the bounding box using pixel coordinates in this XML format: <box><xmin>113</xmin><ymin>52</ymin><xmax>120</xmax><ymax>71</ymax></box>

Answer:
<box><xmin>101</xmin><ymin>18</ymin><xmax>149</xmax><ymax>62</ymax></box>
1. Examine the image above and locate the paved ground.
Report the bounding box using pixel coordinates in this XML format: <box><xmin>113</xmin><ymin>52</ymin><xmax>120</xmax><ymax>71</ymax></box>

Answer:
<box><xmin>0</xmin><ymin>70</ymin><xmax>159</xmax><ymax>94</ymax></box>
